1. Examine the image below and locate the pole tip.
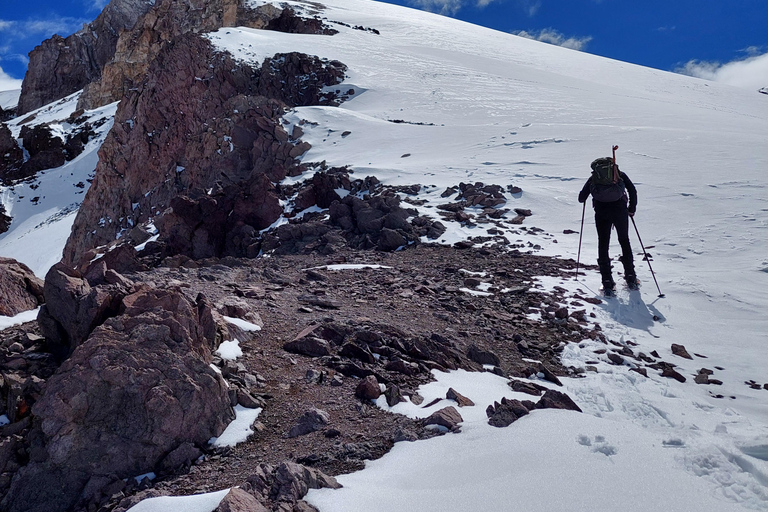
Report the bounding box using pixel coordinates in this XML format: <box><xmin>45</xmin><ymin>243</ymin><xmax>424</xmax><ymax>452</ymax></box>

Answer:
<box><xmin>658</xmin><ymin>294</ymin><xmax>666</xmax><ymax>298</ymax></box>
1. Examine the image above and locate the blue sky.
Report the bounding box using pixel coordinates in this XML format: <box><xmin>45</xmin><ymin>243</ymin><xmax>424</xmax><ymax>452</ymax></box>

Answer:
<box><xmin>1</xmin><ymin>0</ymin><xmax>767</xmax><ymax>91</ymax></box>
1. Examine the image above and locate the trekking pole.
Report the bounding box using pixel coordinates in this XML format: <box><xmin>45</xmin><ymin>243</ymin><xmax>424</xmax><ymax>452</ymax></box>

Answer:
<box><xmin>612</xmin><ymin>145</ymin><xmax>619</xmax><ymax>182</ymax></box>
<box><xmin>575</xmin><ymin>201</ymin><xmax>586</xmax><ymax>279</ymax></box>
<box><xmin>631</xmin><ymin>217</ymin><xmax>665</xmax><ymax>298</ymax></box>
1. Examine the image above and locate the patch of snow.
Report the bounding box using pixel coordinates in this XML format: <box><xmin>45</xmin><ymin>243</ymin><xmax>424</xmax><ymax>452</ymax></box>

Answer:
<box><xmin>222</xmin><ymin>316</ymin><xmax>261</xmax><ymax>332</ymax></box>
<box><xmin>0</xmin><ymin>308</ymin><xmax>40</xmax><ymax>331</ymax></box>
<box><xmin>125</xmin><ymin>488</ymin><xmax>230</xmax><ymax>512</ymax></box>
<box><xmin>215</xmin><ymin>339</ymin><xmax>243</xmax><ymax>360</ymax></box>
<box><xmin>209</xmin><ymin>405</ymin><xmax>262</xmax><ymax>448</ymax></box>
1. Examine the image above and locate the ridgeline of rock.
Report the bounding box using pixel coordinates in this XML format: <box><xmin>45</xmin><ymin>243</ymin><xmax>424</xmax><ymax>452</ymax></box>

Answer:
<box><xmin>16</xmin><ymin>0</ymin><xmax>154</xmax><ymax>115</ymax></box>
<box><xmin>62</xmin><ymin>3</ymin><xmax>346</xmax><ymax>265</ymax></box>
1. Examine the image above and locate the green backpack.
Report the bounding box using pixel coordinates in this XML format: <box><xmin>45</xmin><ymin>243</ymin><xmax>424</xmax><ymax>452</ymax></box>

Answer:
<box><xmin>589</xmin><ymin>157</ymin><xmax>626</xmax><ymax>202</ymax></box>
<box><xmin>590</xmin><ymin>157</ymin><xmax>618</xmax><ymax>185</ymax></box>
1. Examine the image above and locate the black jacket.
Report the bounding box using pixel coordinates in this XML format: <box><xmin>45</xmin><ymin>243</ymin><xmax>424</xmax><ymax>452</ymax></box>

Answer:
<box><xmin>578</xmin><ymin>171</ymin><xmax>637</xmax><ymax>214</ymax></box>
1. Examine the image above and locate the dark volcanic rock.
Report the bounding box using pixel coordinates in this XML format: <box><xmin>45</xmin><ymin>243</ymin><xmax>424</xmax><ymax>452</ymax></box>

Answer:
<box><xmin>2</xmin><ymin>289</ymin><xmax>232</xmax><ymax>512</ymax></box>
<box><xmin>534</xmin><ymin>389</ymin><xmax>582</xmax><ymax>412</ymax></box>
<box><xmin>486</xmin><ymin>397</ymin><xmax>530</xmax><ymax>427</ymax></box>
<box><xmin>0</xmin><ymin>204</ymin><xmax>10</xmax><ymax>234</ymax></box>
<box><xmin>17</xmin><ymin>124</ymin><xmax>66</xmax><ymax>178</ymax></box>
<box><xmin>0</xmin><ymin>123</ymin><xmax>23</xmax><ymax>184</ymax></box>
<box><xmin>288</xmin><ymin>408</ymin><xmax>331</xmax><ymax>438</ymax></box>
<box><xmin>0</xmin><ymin>257</ymin><xmax>44</xmax><ymax>316</ymax></box>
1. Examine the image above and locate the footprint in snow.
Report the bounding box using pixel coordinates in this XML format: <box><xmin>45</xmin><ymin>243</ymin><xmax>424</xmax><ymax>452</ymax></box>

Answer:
<box><xmin>578</xmin><ymin>435</ymin><xmax>618</xmax><ymax>456</ymax></box>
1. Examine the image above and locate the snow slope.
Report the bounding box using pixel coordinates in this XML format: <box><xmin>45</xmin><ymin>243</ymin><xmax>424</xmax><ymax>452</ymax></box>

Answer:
<box><xmin>0</xmin><ymin>92</ymin><xmax>117</xmax><ymax>276</ymax></box>
<box><xmin>3</xmin><ymin>0</ymin><xmax>768</xmax><ymax>509</ymax></box>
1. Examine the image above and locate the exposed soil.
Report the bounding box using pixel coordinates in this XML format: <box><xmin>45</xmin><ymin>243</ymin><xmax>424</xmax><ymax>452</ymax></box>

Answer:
<box><xmin>2</xmin><ymin>244</ymin><xmax>608</xmax><ymax>510</ymax></box>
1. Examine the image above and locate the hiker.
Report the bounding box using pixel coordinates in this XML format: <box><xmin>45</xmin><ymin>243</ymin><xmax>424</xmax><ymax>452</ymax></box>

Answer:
<box><xmin>578</xmin><ymin>156</ymin><xmax>638</xmax><ymax>291</ymax></box>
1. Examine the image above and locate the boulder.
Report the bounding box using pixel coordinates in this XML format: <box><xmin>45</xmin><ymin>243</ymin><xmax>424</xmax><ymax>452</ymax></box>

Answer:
<box><xmin>486</xmin><ymin>397</ymin><xmax>530</xmax><ymax>428</ymax></box>
<box><xmin>37</xmin><ymin>263</ymin><xmax>128</xmax><ymax>359</ymax></box>
<box><xmin>467</xmin><ymin>344</ymin><xmax>501</xmax><ymax>367</ymax></box>
<box><xmin>423</xmin><ymin>406</ymin><xmax>463</xmax><ymax>431</ymax></box>
<box><xmin>0</xmin><ymin>258</ymin><xmax>44</xmax><ymax>317</ymax></box>
<box><xmin>288</xmin><ymin>408</ymin><xmax>330</xmax><ymax>438</ymax></box>
<box><xmin>671</xmin><ymin>343</ymin><xmax>693</xmax><ymax>360</ymax></box>
<box><xmin>355</xmin><ymin>375</ymin><xmax>381</xmax><ymax>400</ymax></box>
<box><xmin>283</xmin><ymin>336</ymin><xmax>331</xmax><ymax>357</ymax></box>
<box><xmin>534</xmin><ymin>389</ymin><xmax>582</xmax><ymax>412</ymax></box>
<box><xmin>215</xmin><ymin>488</ymin><xmax>268</xmax><ymax>512</ymax></box>
<box><xmin>446</xmin><ymin>387</ymin><xmax>475</xmax><ymax>407</ymax></box>
<box><xmin>2</xmin><ymin>289</ymin><xmax>232</xmax><ymax>512</ymax></box>
<box><xmin>246</xmin><ymin>462</ymin><xmax>341</xmax><ymax>507</ymax></box>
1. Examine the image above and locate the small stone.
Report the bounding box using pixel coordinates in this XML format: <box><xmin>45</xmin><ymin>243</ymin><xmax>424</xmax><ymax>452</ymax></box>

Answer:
<box><xmin>288</xmin><ymin>408</ymin><xmax>331</xmax><ymax>438</ymax></box>
<box><xmin>671</xmin><ymin>344</ymin><xmax>693</xmax><ymax>360</ymax></box>
<box><xmin>355</xmin><ymin>375</ymin><xmax>381</xmax><ymax>400</ymax></box>
<box><xmin>661</xmin><ymin>367</ymin><xmax>686</xmax><ymax>383</ymax></box>
<box><xmin>446</xmin><ymin>387</ymin><xmax>475</xmax><ymax>407</ymax></box>
<box><xmin>423</xmin><ymin>406</ymin><xmax>463</xmax><ymax>431</ymax></box>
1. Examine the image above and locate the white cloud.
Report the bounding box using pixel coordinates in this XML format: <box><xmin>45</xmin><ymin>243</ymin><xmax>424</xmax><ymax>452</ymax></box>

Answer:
<box><xmin>0</xmin><ymin>65</ymin><xmax>22</xmax><ymax>93</ymax></box>
<box><xmin>512</xmin><ymin>28</ymin><xmax>592</xmax><ymax>51</ymax></box>
<box><xmin>676</xmin><ymin>51</ymin><xmax>768</xmax><ymax>91</ymax></box>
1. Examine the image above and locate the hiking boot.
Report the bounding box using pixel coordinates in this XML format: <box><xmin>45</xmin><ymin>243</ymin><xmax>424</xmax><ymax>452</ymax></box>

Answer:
<box><xmin>598</xmin><ymin>259</ymin><xmax>614</xmax><ymax>289</ymax></box>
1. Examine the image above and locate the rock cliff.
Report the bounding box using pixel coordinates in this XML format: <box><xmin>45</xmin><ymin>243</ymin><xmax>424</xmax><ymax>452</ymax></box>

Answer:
<box><xmin>63</xmin><ymin>29</ymin><xmax>346</xmax><ymax>265</ymax></box>
<box><xmin>16</xmin><ymin>0</ymin><xmax>154</xmax><ymax>115</ymax></box>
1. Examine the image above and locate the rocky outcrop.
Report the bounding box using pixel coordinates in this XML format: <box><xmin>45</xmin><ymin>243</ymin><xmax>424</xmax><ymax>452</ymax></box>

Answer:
<box><xmin>0</xmin><ymin>204</ymin><xmax>10</xmax><ymax>234</ymax></box>
<box><xmin>16</xmin><ymin>0</ymin><xmax>154</xmax><ymax>114</ymax></box>
<box><xmin>36</xmin><ymin>262</ymin><xmax>128</xmax><ymax>359</ymax></box>
<box><xmin>2</xmin><ymin>288</ymin><xmax>232</xmax><ymax>512</ymax></box>
<box><xmin>63</xmin><ymin>31</ymin><xmax>346</xmax><ymax>266</ymax></box>
<box><xmin>0</xmin><ymin>122</ymin><xmax>23</xmax><ymax>184</ymax></box>
<box><xmin>0</xmin><ymin>258</ymin><xmax>44</xmax><ymax>317</ymax></box>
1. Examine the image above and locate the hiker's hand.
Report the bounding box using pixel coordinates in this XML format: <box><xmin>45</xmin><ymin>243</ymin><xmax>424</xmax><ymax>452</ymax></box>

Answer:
<box><xmin>628</xmin><ymin>211</ymin><xmax>635</xmax><ymax>217</ymax></box>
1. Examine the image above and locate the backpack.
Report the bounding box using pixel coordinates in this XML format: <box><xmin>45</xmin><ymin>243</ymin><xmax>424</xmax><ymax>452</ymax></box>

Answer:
<box><xmin>590</xmin><ymin>157</ymin><xmax>626</xmax><ymax>203</ymax></box>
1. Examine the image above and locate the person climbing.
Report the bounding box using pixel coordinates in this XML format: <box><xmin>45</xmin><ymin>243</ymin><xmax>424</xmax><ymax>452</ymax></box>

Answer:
<box><xmin>578</xmin><ymin>151</ymin><xmax>638</xmax><ymax>292</ymax></box>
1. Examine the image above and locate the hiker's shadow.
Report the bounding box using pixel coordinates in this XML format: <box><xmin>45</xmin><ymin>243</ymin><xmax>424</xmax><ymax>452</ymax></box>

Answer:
<box><xmin>588</xmin><ymin>285</ymin><xmax>664</xmax><ymax>336</ymax></box>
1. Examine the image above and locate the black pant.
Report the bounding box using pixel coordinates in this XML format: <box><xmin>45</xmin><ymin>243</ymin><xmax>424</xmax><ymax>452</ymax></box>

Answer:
<box><xmin>595</xmin><ymin>205</ymin><xmax>634</xmax><ymax>279</ymax></box>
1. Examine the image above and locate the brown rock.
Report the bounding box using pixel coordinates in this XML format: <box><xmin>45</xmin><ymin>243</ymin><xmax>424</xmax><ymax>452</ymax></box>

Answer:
<box><xmin>534</xmin><ymin>389</ymin><xmax>582</xmax><ymax>412</ymax></box>
<box><xmin>423</xmin><ymin>406</ymin><xmax>463</xmax><ymax>431</ymax></box>
<box><xmin>661</xmin><ymin>367</ymin><xmax>687</xmax><ymax>383</ymax></box>
<box><xmin>486</xmin><ymin>397</ymin><xmax>530</xmax><ymax>427</ymax></box>
<box><xmin>283</xmin><ymin>337</ymin><xmax>331</xmax><ymax>358</ymax></box>
<box><xmin>671</xmin><ymin>343</ymin><xmax>693</xmax><ymax>360</ymax></box>
<box><xmin>467</xmin><ymin>344</ymin><xmax>500</xmax><ymax>367</ymax></box>
<box><xmin>508</xmin><ymin>379</ymin><xmax>547</xmax><ymax>396</ymax></box>
<box><xmin>2</xmin><ymin>289</ymin><xmax>231</xmax><ymax>512</ymax></box>
<box><xmin>446</xmin><ymin>387</ymin><xmax>475</xmax><ymax>407</ymax></box>
<box><xmin>287</xmin><ymin>409</ymin><xmax>331</xmax><ymax>438</ymax></box>
<box><xmin>215</xmin><ymin>488</ymin><xmax>268</xmax><ymax>512</ymax></box>
<box><xmin>0</xmin><ymin>257</ymin><xmax>44</xmax><ymax>316</ymax></box>
<box><xmin>355</xmin><ymin>375</ymin><xmax>381</xmax><ymax>400</ymax></box>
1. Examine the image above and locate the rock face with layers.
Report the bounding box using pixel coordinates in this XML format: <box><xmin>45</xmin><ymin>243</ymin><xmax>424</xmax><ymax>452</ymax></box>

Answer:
<box><xmin>63</xmin><ymin>32</ymin><xmax>346</xmax><ymax>266</ymax></box>
<box><xmin>0</xmin><ymin>258</ymin><xmax>45</xmax><ymax>316</ymax></box>
<box><xmin>16</xmin><ymin>0</ymin><xmax>155</xmax><ymax>114</ymax></box>
<box><xmin>76</xmin><ymin>0</ymin><xmax>292</xmax><ymax>110</ymax></box>
<box><xmin>1</xmin><ymin>288</ymin><xmax>232</xmax><ymax>512</ymax></box>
